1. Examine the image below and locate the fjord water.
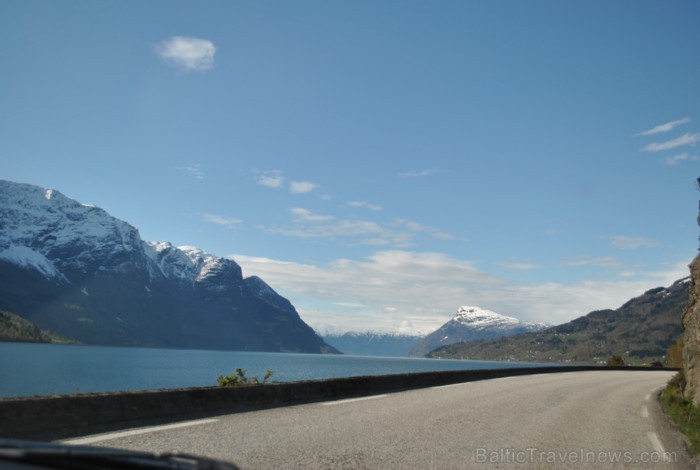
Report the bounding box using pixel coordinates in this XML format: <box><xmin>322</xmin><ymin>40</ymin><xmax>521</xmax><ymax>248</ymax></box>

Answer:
<box><xmin>0</xmin><ymin>342</ymin><xmax>546</xmax><ymax>398</ymax></box>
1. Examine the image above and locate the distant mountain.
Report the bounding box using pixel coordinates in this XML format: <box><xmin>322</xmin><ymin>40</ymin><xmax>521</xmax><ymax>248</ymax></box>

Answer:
<box><xmin>0</xmin><ymin>180</ymin><xmax>338</xmax><ymax>354</ymax></box>
<box><xmin>322</xmin><ymin>331</ymin><xmax>424</xmax><ymax>357</ymax></box>
<box><xmin>428</xmin><ymin>278</ymin><xmax>690</xmax><ymax>364</ymax></box>
<box><xmin>408</xmin><ymin>306</ymin><xmax>547</xmax><ymax>357</ymax></box>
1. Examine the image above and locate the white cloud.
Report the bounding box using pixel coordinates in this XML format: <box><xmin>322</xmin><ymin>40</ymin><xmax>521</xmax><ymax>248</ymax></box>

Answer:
<box><xmin>202</xmin><ymin>213</ymin><xmax>242</xmax><ymax>226</ymax></box>
<box><xmin>267</xmin><ymin>209</ymin><xmax>455</xmax><ymax>247</ymax></box>
<box><xmin>609</xmin><ymin>235</ymin><xmax>659</xmax><ymax>249</ymax></box>
<box><xmin>231</xmin><ymin>250</ymin><xmax>692</xmax><ymax>334</ymax></box>
<box><xmin>290</xmin><ymin>207</ymin><xmax>335</xmax><ymax>222</ymax></box>
<box><xmin>154</xmin><ymin>36</ymin><xmax>216</xmax><ymax>71</ymax></box>
<box><xmin>665</xmin><ymin>153</ymin><xmax>698</xmax><ymax>165</ymax></box>
<box><xmin>349</xmin><ymin>201</ymin><xmax>383</xmax><ymax>211</ymax></box>
<box><xmin>398</xmin><ymin>169</ymin><xmax>444</xmax><ymax>178</ymax></box>
<box><xmin>563</xmin><ymin>257</ymin><xmax>619</xmax><ymax>268</ymax></box>
<box><xmin>256</xmin><ymin>170</ymin><xmax>320</xmax><ymax>194</ymax></box>
<box><xmin>500</xmin><ymin>262</ymin><xmax>542</xmax><ymax>271</ymax></box>
<box><xmin>257</xmin><ymin>171</ymin><xmax>285</xmax><ymax>189</ymax></box>
<box><xmin>641</xmin><ymin>132</ymin><xmax>700</xmax><ymax>152</ymax></box>
<box><xmin>289</xmin><ymin>180</ymin><xmax>319</xmax><ymax>194</ymax></box>
<box><xmin>274</xmin><ymin>209</ymin><xmax>402</xmax><ymax>245</ymax></box>
<box><xmin>393</xmin><ymin>218</ymin><xmax>455</xmax><ymax>241</ymax></box>
<box><xmin>635</xmin><ymin>117</ymin><xmax>690</xmax><ymax>136</ymax></box>
<box><xmin>176</xmin><ymin>164</ymin><xmax>205</xmax><ymax>180</ymax></box>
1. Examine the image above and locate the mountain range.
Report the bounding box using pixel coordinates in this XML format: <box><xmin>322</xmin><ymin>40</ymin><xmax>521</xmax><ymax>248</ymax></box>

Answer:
<box><xmin>427</xmin><ymin>277</ymin><xmax>690</xmax><ymax>364</ymax></box>
<box><xmin>321</xmin><ymin>307</ymin><xmax>546</xmax><ymax>357</ymax></box>
<box><xmin>2</xmin><ymin>179</ymin><xmax>689</xmax><ymax>362</ymax></box>
<box><xmin>321</xmin><ymin>331</ymin><xmax>424</xmax><ymax>357</ymax></box>
<box><xmin>0</xmin><ymin>180</ymin><xmax>337</xmax><ymax>353</ymax></box>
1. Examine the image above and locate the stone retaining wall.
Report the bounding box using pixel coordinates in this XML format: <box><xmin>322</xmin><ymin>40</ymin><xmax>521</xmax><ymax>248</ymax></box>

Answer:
<box><xmin>0</xmin><ymin>365</ymin><xmax>673</xmax><ymax>439</ymax></box>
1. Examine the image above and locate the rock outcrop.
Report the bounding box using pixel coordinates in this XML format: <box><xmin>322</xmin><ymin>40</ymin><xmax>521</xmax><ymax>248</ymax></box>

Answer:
<box><xmin>683</xmin><ymin>255</ymin><xmax>700</xmax><ymax>404</ymax></box>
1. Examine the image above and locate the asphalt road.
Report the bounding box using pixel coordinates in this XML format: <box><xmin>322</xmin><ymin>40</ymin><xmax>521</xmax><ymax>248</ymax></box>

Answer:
<box><xmin>62</xmin><ymin>370</ymin><xmax>693</xmax><ymax>469</ymax></box>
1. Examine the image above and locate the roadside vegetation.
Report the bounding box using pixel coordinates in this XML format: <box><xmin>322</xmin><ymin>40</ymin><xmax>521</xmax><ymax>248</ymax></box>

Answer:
<box><xmin>660</xmin><ymin>370</ymin><xmax>700</xmax><ymax>454</ymax></box>
<box><xmin>217</xmin><ymin>368</ymin><xmax>273</xmax><ymax>387</ymax></box>
<box><xmin>666</xmin><ymin>338</ymin><xmax>684</xmax><ymax>368</ymax></box>
<box><xmin>606</xmin><ymin>354</ymin><xmax>625</xmax><ymax>366</ymax></box>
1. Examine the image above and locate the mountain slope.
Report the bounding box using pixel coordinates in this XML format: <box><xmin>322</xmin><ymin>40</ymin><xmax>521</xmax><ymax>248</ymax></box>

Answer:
<box><xmin>428</xmin><ymin>278</ymin><xmax>690</xmax><ymax>364</ymax></box>
<box><xmin>0</xmin><ymin>311</ymin><xmax>76</xmax><ymax>343</ymax></box>
<box><xmin>0</xmin><ymin>180</ymin><xmax>338</xmax><ymax>353</ymax></box>
<box><xmin>409</xmin><ymin>306</ymin><xmax>547</xmax><ymax>357</ymax></box>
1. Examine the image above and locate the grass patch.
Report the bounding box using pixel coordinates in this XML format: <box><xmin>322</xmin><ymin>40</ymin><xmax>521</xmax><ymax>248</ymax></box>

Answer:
<box><xmin>660</xmin><ymin>371</ymin><xmax>700</xmax><ymax>454</ymax></box>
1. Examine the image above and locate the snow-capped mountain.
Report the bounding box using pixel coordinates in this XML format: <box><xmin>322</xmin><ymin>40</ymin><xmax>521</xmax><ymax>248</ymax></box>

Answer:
<box><xmin>427</xmin><ymin>279</ymin><xmax>690</xmax><ymax>364</ymax></box>
<box><xmin>0</xmin><ymin>181</ymin><xmax>143</xmax><ymax>281</ymax></box>
<box><xmin>408</xmin><ymin>306</ymin><xmax>548</xmax><ymax>356</ymax></box>
<box><xmin>322</xmin><ymin>331</ymin><xmax>424</xmax><ymax>357</ymax></box>
<box><xmin>0</xmin><ymin>180</ymin><xmax>337</xmax><ymax>353</ymax></box>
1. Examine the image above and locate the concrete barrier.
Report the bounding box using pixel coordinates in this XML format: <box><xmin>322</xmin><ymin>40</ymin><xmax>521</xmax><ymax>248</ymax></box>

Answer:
<box><xmin>0</xmin><ymin>365</ymin><xmax>676</xmax><ymax>439</ymax></box>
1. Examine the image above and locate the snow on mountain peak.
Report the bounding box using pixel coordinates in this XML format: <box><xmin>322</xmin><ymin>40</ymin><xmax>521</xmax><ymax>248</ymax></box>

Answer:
<box><xmin>454</xmin><ymin>306</ymin><xmax>520</xmax><ymax>326</ymax></box>
<box><xmin>453</xmin><ymin>305</ymin><xmax>549</xmax><ymax>332</ymax></box>
<box><xmin>0</xmin><ymin>180</ymin><xmax>142</xmax><ymax>277</ymax></box>
<box><xmin>143</xmin><ymin>241</ymin><xmax>241</xmax><ymax>284</ymax></box>
<box><xmin>457</xmin><ymin>306</ymin><xmax>498</xmax><ymax>317</ymax></box>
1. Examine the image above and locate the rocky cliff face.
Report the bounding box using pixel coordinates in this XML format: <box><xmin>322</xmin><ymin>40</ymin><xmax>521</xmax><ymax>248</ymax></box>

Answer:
<box><xmin>0</xmin><ymin>180</ymin><xmax>338</xmax><ymax>354</ymax></box>
<box><xmin>683</xmin><ymin>255</ymin><xmax>700</xmax><ymax>404</ymax></box>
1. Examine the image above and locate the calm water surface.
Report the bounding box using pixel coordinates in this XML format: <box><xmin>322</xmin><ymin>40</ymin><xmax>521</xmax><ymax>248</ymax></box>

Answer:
<box><xmin>0</xmin><ymin>342</ymin><xmax>549</xmax><ymax>398</ymax></box>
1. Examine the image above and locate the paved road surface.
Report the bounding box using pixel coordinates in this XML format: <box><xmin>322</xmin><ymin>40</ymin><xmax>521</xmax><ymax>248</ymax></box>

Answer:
<box><xmin>62</xmin><ymin>371</ymin><xmax>693</xmax><ymax>469</ymax></box>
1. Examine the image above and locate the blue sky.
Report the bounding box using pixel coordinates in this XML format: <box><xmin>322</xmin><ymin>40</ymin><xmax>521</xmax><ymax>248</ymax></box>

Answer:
<box><xmin>2</xmin><ymin>1</ymin><xmax>698</xmax><ymax>334</ymax></box>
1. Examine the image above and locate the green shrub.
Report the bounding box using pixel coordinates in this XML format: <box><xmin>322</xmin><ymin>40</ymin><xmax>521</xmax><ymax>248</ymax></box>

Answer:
<box><xmin>606</xmin><ymin>354</ymin><xmax>625</xmax><ymax>366</ymax></box>
<box><xmin>217</xmin><ymin>368</ymin><xmax>273</xmax><ymax>387</ymax></box>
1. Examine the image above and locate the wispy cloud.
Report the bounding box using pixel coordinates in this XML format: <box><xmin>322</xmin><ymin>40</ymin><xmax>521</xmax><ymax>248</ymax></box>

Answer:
<box><xmin>393</xmin><ymin>218</ymin><xmax>455</xmax><ymax>241</ymax></box>
<box><xmin>635</xmin><ymin>117</ymin><xmax>691</xmax><ymax>136</ymax></box>
<box><xmin>257</xmin><ymin>170</ymin><xmax>285</xmax><ymax>189</ymax></box>
<box><xmin>289</xmin><ymin>180</ymin><xmax>319</xmax><ymax>194</ymax></box>
<box><xmin>290</xmin><ymin>207</ymin><xmax>334</xmax><ymax>222</ymax></box>
<box><xmin>202</xmin><ymin>213</ymin><xmax>242</xmax><ymax>226</ymax></box>
<box><xmin>398</xmin><ymin>169</ymin><xmax>444</xmax><ymax>178</ymax></box>
<box><xmin>665</xmin><ymin>153</ymin><xmax>698</xmax><ymax>165</ymax></box>
<box><xmin>267</xmin><ymin>209</ymin><xmax>456</xmax><ymax>247</ymax></box>
<box><xmin>641</xmin><ymin>132</ymin><xmax>700</xmax><ymax>152</ymax></box>
<box><xmin>275</xmin><ymin>208</ymin><xmax>402</xmax><ymax>245</ymax></box>
<box><xmin>263</xmin><ymin>207</ymin><xmax>461</xmax><ymax>251</ymax></box>
<box><xmin>500</xmin><ymin>262</ymin><xmax>542</xmax><ymax>272</ymax></box>
<box><xmin>349</xmin><ymin>201</ymin><xmax>383</xmax><ymax>211</ymax></box>
<box><xmin>176</xmin><ymin>164</ymin><xmax>205</xmax><ymax>180</ymax></box>
<box><xmin>232</xmin><ymin>251</ymin><xmax>690</xmax><ymax>334</ymax></box>
<box><xmin>563</xmin><ymin>257</ymin><xmax>619</xmax><ymax>268</ymax></box>
<box><xmin>256</xmin><ymin>170</ymin><xmax>319</xmax><ymax>194</ymax></box>
<box><xmin>609</xmin><ymin>235</ymin><xmax>659</xmax><ymax>249</ymax></box>
<box><xmin>154</xmin><ymin>36</ymin><xmax>216</xmax><ymax>72</ymax></box>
